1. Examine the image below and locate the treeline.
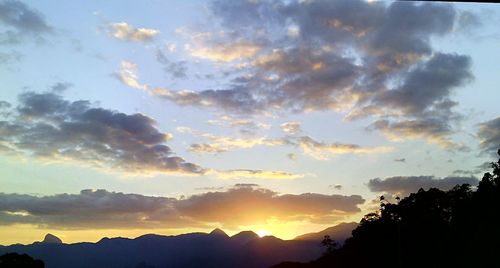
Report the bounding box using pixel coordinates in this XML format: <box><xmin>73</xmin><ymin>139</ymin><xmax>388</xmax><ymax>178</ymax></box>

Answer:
<box><xmin>274</xmin><ymin>150</ymin><xmax>500</xmax><ymax>268</ymax></box>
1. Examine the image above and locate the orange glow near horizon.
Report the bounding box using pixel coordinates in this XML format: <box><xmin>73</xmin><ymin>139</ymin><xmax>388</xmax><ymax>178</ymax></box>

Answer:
<box><xmin>0</xmin><ymin>219</ymin><xmax>358</xmax><ymax>246</ymax></box>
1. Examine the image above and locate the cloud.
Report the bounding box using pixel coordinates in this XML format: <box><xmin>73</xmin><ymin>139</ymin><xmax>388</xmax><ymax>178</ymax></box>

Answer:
<box><xmin>0</xmin><ymin>50</ymin><xmax>21</xmax><ymax>63</ymax></box>
<box><xmin>0</xmin><ymin>92</ymin><xmax>303</xmax><ymax>178</ymax></box>
<box><xmin>108</xmin><ymin>22</ymin><xmax>159</xmax><ymax>42</ymax></box>
<box><xmin>369</xmin><ymin>117</ymin><xmax>468</xmax><ymax>151</ymax></box>
<box><xmin>0</xmin><ymin>91</ymin><xmax>203</xmax><ymax>175</ymax></box>
<box><xmin>477</xmin><ymin>116</ymin><xmax>500</xmax><ymax>157</ymax></box>
<box><xmin>156</xmin><ymin>49</ymin><xmax>188</xmax><ymax>79</ymax></box>
<box><xmin>280</xmin><ymin>122</ymin><xmax>301</xmax><ymax>135</ymax></box>
<box><xmin>295</xmin><ymin>136</ymin><xmax>393</xmax><ymax>160</ymax></box>
<box><xmin>50</xmin><ymin>82</ymin><xmax>72</xmax><ymax>93</ymax></box>
<box><xmin>0</xmin><ymin>0</ymin><xmax>52</xmax><ymax>44</ymax></box>
<box><xmin>0</xmin><ymin>186</ymin><xmax>365</xmax><ymax>229</ymax></box>
<box><xmin>189</xmin><ymin>134</ymin><xmax>286</xmax><ymax>154</ymax></box>
<box><xmin>330</xmin><ymin>184</ymin><xmax>342</xmax><ymax>190</ymax></box>
<box><xmin>209</xmin><ymin>169</ymin><xmax>303</xmax><ymax>180</ymax></box>
<box><xmin>394</xmin><ymin>158</ymin><xmax>406</xmax><ymax>163</ymax></box>
<box><xmin>129</xmin><ymin>0</ymin><xmax>476</xmax><ymax>148</ymax></box>
<box><xmin>186</xmin><ymin>39</ymin><xmax>260</xmax><ymax>62</ymax></box>
<box><xmin>207</xmin><ymin>115</ymin><xmax>271</xmax><ymax>135</ymax></box>
<box><xmin>115</xmin><ymin>60</ymin><xmax>148</xmax><ymax>90</ymax></box>
<box><xmin>182</xmin><ymin>126</ymin><xmax>391</xmax><ymax>160</ymax></box>
<box><xmin>367</xmin><ymin>175</ymin><xmax>479</xmax><ymax>197</ymax></box>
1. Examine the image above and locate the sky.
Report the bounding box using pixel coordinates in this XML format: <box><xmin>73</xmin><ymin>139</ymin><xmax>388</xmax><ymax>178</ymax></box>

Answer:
<box><xmin>0</xmin><ymin>0</ymin><xmax>499</xmax><ymax>245</ymax></box>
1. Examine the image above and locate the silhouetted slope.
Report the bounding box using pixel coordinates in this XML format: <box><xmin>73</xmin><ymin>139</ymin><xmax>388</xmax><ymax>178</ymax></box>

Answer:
<box><xmin>294</xmin><ymin>222</ymin><xmax>357</xmax><ymax>243</ymax></box>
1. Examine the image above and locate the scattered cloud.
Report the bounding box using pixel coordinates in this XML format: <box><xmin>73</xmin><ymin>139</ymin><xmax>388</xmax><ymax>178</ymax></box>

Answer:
<box><xmin>50</xmin><ymin>82</ymin><xmax>72</xmax><ymax>93</ymax></box>
<box><xmin>477</xmin><ymin>116</ymin><xmax>500</xmax><ymax>157</ymax></box>
<box><xmin>156</xmin><ymin>49</ymin><xmax>188</xmax><ymax>79</ymax></box>
<box><xmin>181</xmin><ymin>123</ymin><xmax>392</xmax><ymax>160</ymax></box>
<box><xmin>128</xmin><ymin>0</ymin><xmax>477</xmax><ymax>149</ymax></box>
<box><xmin>330</xmin><ymin>184</ymin><xmax>343</xmax><ymax>190</ymax></box>
<box><xmin>0</xmin><ymin>50</ymin><xmax>21</xmax><ymax>63</ymax></box>
<box><xmin>186</xmin><ymin>38</ymin><xmax>261</xmax><ymax>62</ymax></box>
<box><xmin>394</xmin><ymin>158</ymin><xmax>406</xmax><ymax>163</ymax></box>
<box><xmin>108</xmin><ymin>22</ymin><xmax>159</xmax><ymax>42</ymax></box>
<box><xmin>296</xmin><ymin>136</ymin><xmax>393</xmax><ymax>160</ymax></box>
<box><xmin>0</xmin><ymin>0</ymin><xmax>52</xmax><ymax>45</ymax></box>
<box><xmin>367</xmin><ymin>175</ymin><xmax>479</xmax><ymax>197</ymax></box>
<box><xmin>280</xmin><ymin>122</ymin><xmax>302</xmax><ymax>135</ymax></box>
<box><xmin>209</xmin><ymin>169</ymin><xmax>303</xmax><ymax>180</ymax></box>
<box><xmin>0</xmin><ymin>186</ymin><xmax>365</xmax><ymax>229</ymax></box>
<box><xmin>115</xmin><ymin>60</ymin><xmax>148</xmax><ymax>90</ymax></box>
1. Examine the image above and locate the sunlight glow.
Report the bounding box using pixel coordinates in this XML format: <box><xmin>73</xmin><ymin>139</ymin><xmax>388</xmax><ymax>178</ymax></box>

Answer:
<box><xmin>256</xmin><ymin>229</ymin><xmax>271</xmax><ymax>238</ymax></box>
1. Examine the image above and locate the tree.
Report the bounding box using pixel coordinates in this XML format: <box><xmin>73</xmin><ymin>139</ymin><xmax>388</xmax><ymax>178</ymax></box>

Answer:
<box><xmin>0</xmin><ymin>253</ymin><xmax>44</xmax><ymax>268</ymax></box>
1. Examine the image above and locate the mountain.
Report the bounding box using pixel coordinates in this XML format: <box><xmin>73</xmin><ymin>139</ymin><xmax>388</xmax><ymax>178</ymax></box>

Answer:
<box><xmin>0</xmin><ymin>227</ymin><xmax>330</xmax><ymax>268</ymax></box>
<box><xmin>41</xmin><ymin>234</ymin><xmax>63</xmax><ymax>244</ymax></box>
<box><xmin>294</xmin><ymin>222</ymin><xmax>358</xmax><ymax>243</ymax></box>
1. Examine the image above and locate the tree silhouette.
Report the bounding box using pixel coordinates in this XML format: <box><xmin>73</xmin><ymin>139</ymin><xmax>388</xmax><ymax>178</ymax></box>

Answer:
<box><xmin>273</xmin><ymin>149</ymin><xmax>500</xmax><ymax>268</ymax></box>
<box><xmin>320</xmin><ymin>235</ymin><xmax>338</xmax><ymax>255</ymax></box>
<box><xmin>0</xmin><ymin>253</ymin><xmax>44</xmax><ymax>268</ymax></box>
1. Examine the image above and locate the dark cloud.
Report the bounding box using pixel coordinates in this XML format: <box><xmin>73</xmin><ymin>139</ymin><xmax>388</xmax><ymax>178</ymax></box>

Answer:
<box><xmin>367</xmin><ymin>175</ymin><xmax>479</xmax><ymax>197</ymax></box>
<box><xmin>330</xmin><ymin>184</ymin><xmax>342</xmax><ymax>190</ymax></box>
<box><xmin>373</xmin><ymin>53</ymin><xmax>472</xmax><ymax>115</ymax></box>
<box><xmin>50</xmin><ymin>82</ymin><xmax>72</xmax><ymax>93</ymax></box>
<box><xmin>0</xmin><ymin>187</ymin><xmax>365</xmax><ymax>229</ymax></box>
<box><xmin>0</xmin><ymin>91</ymin><xmax>204</xmax><ymax>175</ymax></box>
<box><xmin>0</xmin><ymin>0</ymin><xmax>52</xmax><ymax>44</ymax></box>
<box><xmin>156</xmin><ymin>50</ymin><xmax>188</xmax><ymax>79</ymax></box>
<box><xmin>0</xmin><ymin>50</ymin><xmax>21</xmax><ymax>63</ymax></box>
<box><xmin>394</xmin><ymin>158</ymin><xmax>406</xmax><ymax>163</ymax></box>
<box><xmin>477</xmin><ymin>116</ymin><xmax>500</xmax><ymax>157</ymax></box>
<box><xmin>136</xmin><ymin>0</ymin><xmax>477</xmax><ymax>148</ymax></box>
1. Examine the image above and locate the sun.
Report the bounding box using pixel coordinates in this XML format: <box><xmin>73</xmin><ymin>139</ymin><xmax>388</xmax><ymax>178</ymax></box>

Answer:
<box><xmin>255</xmin><ymin>229</ymin><xmax>271</xmax><ymax>238</ymax></box>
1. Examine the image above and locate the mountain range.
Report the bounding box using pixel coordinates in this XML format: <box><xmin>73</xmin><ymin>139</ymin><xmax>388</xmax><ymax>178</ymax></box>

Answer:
<box><xmin>0</xmin><ymin>223</ymin><xmax>356</xmax><ymax>268</ymax></box>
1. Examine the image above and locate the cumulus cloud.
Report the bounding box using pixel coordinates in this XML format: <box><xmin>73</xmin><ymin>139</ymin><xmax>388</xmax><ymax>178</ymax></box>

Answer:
<box><xmin>126</xmin><ymin>0</ymin><xmax>477</xmax><ymax>149</ymax></box>
<box><xmin>108</xmin><ymin>22</ymin><xmax>159</xmax><ymax>42</ymax></box>
<box><xmin>367</xmin><ymin>175</ymin><xmax>479</xmax><ymax>197</ymax></box>
<box><xmin>0</xmin><ymin>0</ymin><xmax>52</xmax><ymax>44</ymax></box>
<box><xmin>0</xmin><ymin>91</ymin><xmax>203</xmax><ymax>175</ymax></box>
<box><xmin>0</xmin><ymin>186</ymin><xmax>365</xmax><ymax>229</ymax></box>
<box><xmin>477</xmin><ymin>116</ymin><xmax>500</xmax><ymax>157</ymax></box>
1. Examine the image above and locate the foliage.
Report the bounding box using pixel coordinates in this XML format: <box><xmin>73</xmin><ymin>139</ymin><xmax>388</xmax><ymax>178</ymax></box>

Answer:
<box><xmin>0</xmin><ymin>253</ymin><xmax>44</xmax><ymax>268</ymax></box>
<box><xmin>276</xmin><ymin>149</ymin><xmax>500</xmax><ymax>268</ymax></box>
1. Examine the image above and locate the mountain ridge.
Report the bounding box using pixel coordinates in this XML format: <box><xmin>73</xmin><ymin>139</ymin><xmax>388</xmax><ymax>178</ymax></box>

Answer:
<box><xmin>0</xmin><ymin>223</ymin><xmax>357</xmax><ymax>268</ymax></box>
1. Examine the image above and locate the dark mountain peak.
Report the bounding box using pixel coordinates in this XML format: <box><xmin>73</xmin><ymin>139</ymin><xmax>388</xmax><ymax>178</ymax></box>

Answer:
<box><xmin>209</xmin><ymin>228</ymin><xmax>229</xmax><ymax>237</ymax></box>
<box><xmin>42</xmin><ymin>233</ymin><xmax>62</xmax><ymax>244</ymax></box>
<box><xmin>231</xmin><ymin>230</ymin><xmax>259</xmax><ymax>245</ymax></box>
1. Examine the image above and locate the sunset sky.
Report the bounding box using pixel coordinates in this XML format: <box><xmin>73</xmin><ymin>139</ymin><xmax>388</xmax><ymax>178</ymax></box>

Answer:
<box><xmin>1</xmin><ymin>0</ymin><xmax>499</xmax><ymax>245</ymax></box>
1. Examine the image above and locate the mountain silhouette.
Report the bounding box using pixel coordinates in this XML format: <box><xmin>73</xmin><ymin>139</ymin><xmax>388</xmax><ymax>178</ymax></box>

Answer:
<box><xmin>0</xmin><ymin>226</ymin><xmax>354</xmax><ymax>268</ymax></box>
<box><xmin>41</xmin><ymin>234</ymin><xmax>62</xmax><ymax>244</ymax></box>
